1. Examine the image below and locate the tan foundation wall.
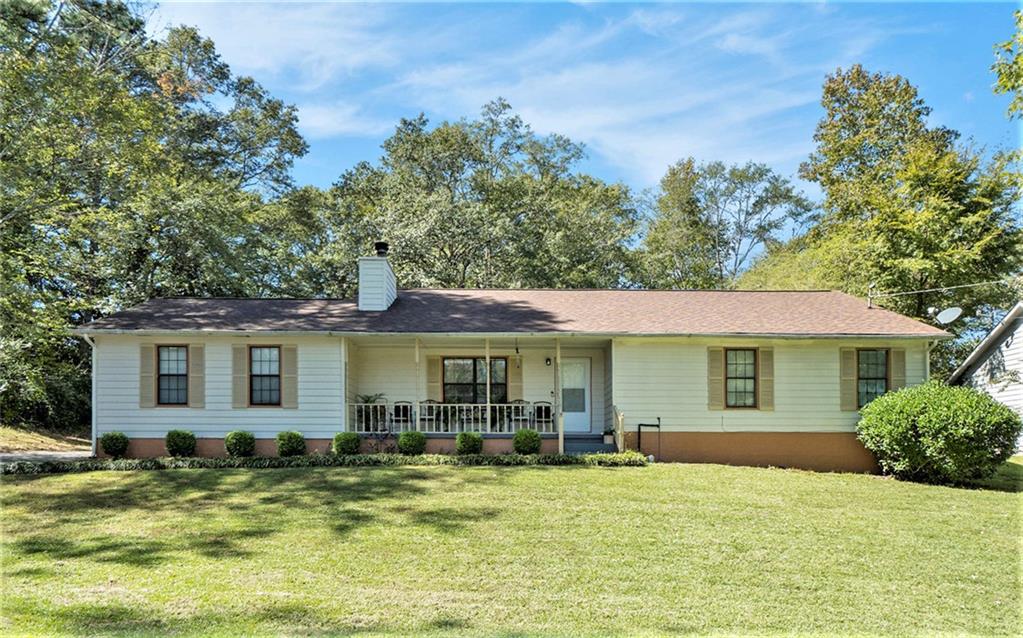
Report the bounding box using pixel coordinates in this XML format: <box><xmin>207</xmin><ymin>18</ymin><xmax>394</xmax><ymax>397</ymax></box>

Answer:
<box><xmin>108</xmin><ymin>437</ymin><xmax>558</xmax><ymax>458</ymax></box>
<box><xmin>624</xmin><ymin>431</ymin><xmax>878</xmax><ymax>473</ymax></box>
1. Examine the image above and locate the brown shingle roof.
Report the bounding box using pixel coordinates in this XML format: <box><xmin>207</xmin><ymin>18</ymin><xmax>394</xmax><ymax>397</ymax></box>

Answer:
<box><xmin>78</xmin><ymin>289</ymin><xmax>949</xmax><ymax>338</ymax></box>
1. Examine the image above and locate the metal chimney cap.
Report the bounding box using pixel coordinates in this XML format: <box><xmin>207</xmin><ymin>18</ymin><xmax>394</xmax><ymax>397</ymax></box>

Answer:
<box><xmin>373</xmin><ymin>241</ymin><xmax>389</xmax><ymax>257</ymax></box>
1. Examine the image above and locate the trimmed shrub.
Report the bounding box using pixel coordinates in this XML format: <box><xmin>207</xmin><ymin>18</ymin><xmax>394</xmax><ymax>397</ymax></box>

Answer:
<box><xmin>276</xmin><ymin>431</ymin><xmax>306</xmax><ymax>457</ymax></box>
<box><xmin>513</xmin><ymin>429</ymin><xmax>542</xmax><ymax>455</ymax></box>
<box><xmin>397</xmin><ymin>430</ymin><xmax>427</xmax><ymax>455</ymax></box>
<box><xmin>333</xmin><ymin>432</ymin><xmax>361</xmax><ymax>455</ymax></box>
<box><xmin>0</xmin><ymin>450</ymin><xmax>648</xmax><ymax>476</ymax></box>
<box><xmin>857</xmin><ymin>381</ymin><xmax>1022</xmax><ymax>484</ymax></box>
<box><xmin>165</xmin><ymin>430</ymin><xmax>196</xmax><ymax>457</ymax></box>
<box><xmin>99</xmin><ymin>432</ymin><xmax>130</xmax><ymax>459</ymax></box>
<box><xmin>455</xmin><ymin>432</ymin><xmax>483</xmax><ymax>455</ymax></box>
<box><xmin>225</xmin><ymin>431</ymin><xmax>256</xmax><ymax>457</ymax></box>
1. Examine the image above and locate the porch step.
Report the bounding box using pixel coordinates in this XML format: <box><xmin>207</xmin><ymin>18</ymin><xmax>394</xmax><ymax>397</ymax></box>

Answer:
<box><xmin>563</xmin><ymin>435</ymin><xmax>616</xmax><ymax>454</ymax></box>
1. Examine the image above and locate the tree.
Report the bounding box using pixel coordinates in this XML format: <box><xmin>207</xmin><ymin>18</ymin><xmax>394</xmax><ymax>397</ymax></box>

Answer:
<box><xmin>993</xmin><ymin>10</ymin><xmax>1023</xmax><ymax>119</ymax></box>
<box><xmin>743</xmin><ymin>65</ymin><xmax>1022</xmax><ymax>378</ymax></box>
<box><xmin>1</xmin><ymin>1</ymin><xmax>306</xmax><ymax>430</ymax></box>
<box><xmin>329</xmin><ymin>100</ymin><xmax>638</xmax><ymax>291</ymax></box>
<box><xmin>639</xmin><ymin>159</ymin><xmax>811</xmax><ymax>289</ymax></box>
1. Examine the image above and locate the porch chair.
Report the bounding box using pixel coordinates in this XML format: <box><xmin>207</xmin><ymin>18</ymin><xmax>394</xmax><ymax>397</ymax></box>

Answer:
<box><xmin>391</xmin><ymin>401</ymin><xmax>413</xmax><ymax>432</ymax></box>
<box><xmin>508</xmin><ymin>399</ymin><xmax>531</xmax><ymax>432</ymax></box>
<box><xmin>533</xmin><ymin>401</ymin><xmax>553</xmax><ymax>432</ymax></box>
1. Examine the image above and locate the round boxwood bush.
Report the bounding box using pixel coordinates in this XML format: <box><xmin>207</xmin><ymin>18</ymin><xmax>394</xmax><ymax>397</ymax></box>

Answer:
<box><xmin>165</xmin><ymin>429</ymin><xmax>196</xmax><ymax>457</ymax></box>
<box><xmin>276</xmin><ymin>431</ymin><xmax>306</xmax><ymax>457</ymax></box>
<box><xmin>333</xmin><ymin>432</ymin><xmax>361</xmax><ymax>455</ymax></box>
<box><xmin>455</xmin><ymin>432</ymin><xmax>483</xmax><ymax>455</ymax></box>
<box><xmin>857</xmin><ymin>381</ymin><xmax>1022</xmax><ymax>484</ymax></box>
<box><xmin>397</xmin><ymin>431</ymin><xmax>427</xmax><ymax>455</ymax></box>
<box><xmin>99</xmin><ymin>432</ymin><xmax>130</xmax><ymax>459</ymax></box>
<box><xmin>513</xmin><ymin>429</ymin><xmax>542</xmax><ymax>455</ymax></box>
<box><xmin>225</xmin><ymin>431</ymin><xmax>256</xmax><ymax>457</ymax></box>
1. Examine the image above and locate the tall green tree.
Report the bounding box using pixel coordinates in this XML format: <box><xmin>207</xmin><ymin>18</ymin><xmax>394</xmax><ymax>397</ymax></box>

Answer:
<box><xmin>330</xmin><ymin>100</ymin><xmax>638</xmax><ymax>292</ymax></box>
<box><xmin>1</xmin><ymin>1</ymin><xmax>305</xmax><ymax>429</ymax></box>
<box><xmin>993</xmin><ymin>10</ymin><xmax>1023</xmax><ymax>119</ymax></box>
<box><xmin>639</xmin><ymin>159</ymin><xmax>811</xmax><ymax>289</ymax></box>
<box><xmin>743</xmin><ymin>65</ymin><xmax>1022</xmax><ymax>376</ymax></box>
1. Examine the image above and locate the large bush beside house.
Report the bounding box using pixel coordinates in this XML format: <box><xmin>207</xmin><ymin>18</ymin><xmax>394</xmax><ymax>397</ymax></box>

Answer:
<box><xmin>276</xmin><ymin>431</ymin><xmax>306</xmax><ymax>457</ymax></box>
<box><xmin>165</xmin><ymin>430</ymin><xmax>196</xmax><ymax>457</ymax></box>
<box><xmin>99</xmin><ymin>432</ymin><xmax>130</xmax><ymax>458</ymax></box>
<box><xmin>397</xmin><ymin>431</ymin><xmax>427</xmax><ymax>455</ymax></box>
<box><xmin>455</xmin><ymin>432</ymin><xmax>483</xmax><ymax>455</ymax></box>
<box><xmin>225</xmin><ymin>431</ymin><xmax>256</xmax><ymax>457</ymax></box>
<box><xmin>333</xmin><ymin>432</ymin><xmax>361</xmax><ymax>455</ymax></box>
<box><xmin>857</xmin><ymin>381</ymin><xmax>1022</xmax><ymax>484</ymax></box>
<box><xmin>513</xmin><ymin>429</ymin><xmax>542</xmax><ymax>455</ymax></box>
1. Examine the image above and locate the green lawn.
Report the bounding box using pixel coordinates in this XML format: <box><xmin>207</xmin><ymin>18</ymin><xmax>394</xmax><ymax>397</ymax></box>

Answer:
<box><xmin>1</xmin><ymin>460</ymin><xmax>1020</xmax><ymax>637</ymax></box>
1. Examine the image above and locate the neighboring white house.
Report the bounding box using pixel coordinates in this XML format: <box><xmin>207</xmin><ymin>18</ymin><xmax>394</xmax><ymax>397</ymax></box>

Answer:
<box><xmin>949</xmin><ymin>302</ymin><xmax>1023</xmax><ymax>448</ymax></box>
<box><xmin>75</xmin><ymin>244</ymin><xmax>950</xmax><ymax>472</ymax></box>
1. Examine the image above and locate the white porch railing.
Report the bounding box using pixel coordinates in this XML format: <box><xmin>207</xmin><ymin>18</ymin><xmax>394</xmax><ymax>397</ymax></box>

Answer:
<box><xmin>348</xmin><ymin>402</ymin><xmax>557</xmax><ymax>434</ymax></box>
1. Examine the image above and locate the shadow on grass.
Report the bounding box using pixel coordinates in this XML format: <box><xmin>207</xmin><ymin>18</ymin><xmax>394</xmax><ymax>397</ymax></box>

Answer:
<box><xmin>967</xmin><ymin>457</ymin><xmax>1023</xmax><ymax>493</ymax></box>
<box><xmin>5</xmin><ymin>465</ymin><xmax>520</xmax><ymax>566</ymax></box>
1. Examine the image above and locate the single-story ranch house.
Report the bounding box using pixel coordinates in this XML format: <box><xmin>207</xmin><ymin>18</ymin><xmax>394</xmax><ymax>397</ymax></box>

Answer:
<box><xmin>76</xmin><ymin>244</ymin><xmax>949</xmax><ymax>472</ymax></box>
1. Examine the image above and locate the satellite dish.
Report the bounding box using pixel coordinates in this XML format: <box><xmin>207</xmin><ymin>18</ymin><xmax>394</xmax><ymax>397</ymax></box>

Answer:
<box><xmin>935</xmin><ymin>307</ymin><xmax>963</xmax><ymax>325</ymax></box>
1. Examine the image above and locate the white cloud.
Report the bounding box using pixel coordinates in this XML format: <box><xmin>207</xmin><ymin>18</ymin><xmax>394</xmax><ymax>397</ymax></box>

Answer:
<box><xmin>297</xmin><ymin>102</ymin><xmax>394</xmax><ymax>139</ymax></box>
<box><xmin>149</xmin><ymin>2</ymin><xmax>400</xmax><ymax>90</ymax></box>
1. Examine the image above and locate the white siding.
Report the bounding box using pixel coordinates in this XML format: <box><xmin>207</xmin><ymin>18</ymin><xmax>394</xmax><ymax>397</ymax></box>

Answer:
<box><xmin>357</xmin><ymin>257</ymin><xmax>397</xmax><ymax>311</ymax></box>
<box><xmin>94</xmin><ymin>335</ymin><xmax>345</xmax><ymax>439</ymax></box>
<box><xmin>965</xmin><ymin>327</ymin><xmax>1023</xmax><ymax>416</ymax></box>
<box><xmin>612</xmin><ymin>337</ymin><xmax>929</xmax><ymax>432</ymax></box>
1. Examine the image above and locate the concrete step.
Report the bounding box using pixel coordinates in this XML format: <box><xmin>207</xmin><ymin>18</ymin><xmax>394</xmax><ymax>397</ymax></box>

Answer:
<box><xmin>563</xmin><ymin>436</ymin><xmax>617</xmax><ymax>454</ymax></box>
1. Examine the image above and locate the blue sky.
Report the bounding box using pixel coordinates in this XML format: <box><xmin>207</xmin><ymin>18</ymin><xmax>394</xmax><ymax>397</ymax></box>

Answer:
<box><xmin>150</xmin><ymin>1</ymin><xmax>1020</xmax><ymax>196</ymax></box>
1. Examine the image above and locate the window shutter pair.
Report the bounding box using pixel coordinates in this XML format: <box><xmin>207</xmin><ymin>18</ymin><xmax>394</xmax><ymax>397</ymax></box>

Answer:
<box><xmin>706</xmin><ymin>347</ymin><xmax>774</xmax><ymax>410</ymax></box>
<box><xmin>703</xmin><ymin>345</ymin><xmax>773</xmax><ymax>411</ymax></box>
<box><xmin>231</xmin><ymin>344</ymin><xmax>298</xmax><ymax>409</ymax></box>
<box><xmin>138</xmin><ymin>343</ymin><xmax>205</xmax><ymax>408</ymax></box>
<box><xmin>839</xmin><ymin>347</ymin><xmax>906</xmax><ymax>411</ymax></box>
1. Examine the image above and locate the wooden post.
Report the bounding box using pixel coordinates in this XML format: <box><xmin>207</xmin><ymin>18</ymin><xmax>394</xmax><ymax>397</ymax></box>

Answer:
<box><xmin>556</xmin><ymin>337</ymin><xmax>563</xmax><ymax>454</ymax></box>
<box><xmin>340</xmin><ymin>337</ymin><xmax>348</xmax><ymax>432</ymax></box>
<box><xmin>485</xmin><ymin>338</ymin><xmax>491</xmax><ymax>433</ymax></box>
<box><xmin>414</xmin><ymin>337</ymin><xmax>421</xmax><ymax>431</ymax></box>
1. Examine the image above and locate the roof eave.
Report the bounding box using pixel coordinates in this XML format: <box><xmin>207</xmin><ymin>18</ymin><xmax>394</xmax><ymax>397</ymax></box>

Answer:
<box><xmin>948</xmin><ymin>302</ymin><xmax>1023</xmax><ymax>384</ymax></box>
<box><xmin>72</xmin><ymin>327</ymin><xmax>950</xmax><ymax>340</ymax></box>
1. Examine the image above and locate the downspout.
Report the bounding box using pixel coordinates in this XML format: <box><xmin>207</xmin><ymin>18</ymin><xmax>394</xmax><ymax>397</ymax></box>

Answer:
<box><xmin>83</xmin><ymin>335</ymin><xmax>97</xmax><ymax>456</ymax></box>
<box><xmin>926</xmin><ymin>340</ymin><xmax>938</xmax><ymax>381</ymax></box>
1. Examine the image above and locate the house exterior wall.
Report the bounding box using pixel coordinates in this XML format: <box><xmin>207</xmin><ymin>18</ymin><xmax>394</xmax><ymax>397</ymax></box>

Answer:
<box><xmin>963</xmin><ymin>325</ymin><xmax>1023</xmax><ymax>419</ymax></box>
<box><xmin>611</xmin><ymin>337</ymin><xmax>928</xmax><ymax>432</ymax></box>
<box><xmin>93</xmin><ymin>334</ymin><xmax>345</xmax><ymax>442</ymax></box>
<box><xmin>611</xmin><ymin>337</ymin><xmax>931</xmax><ymax>471</ymax></box>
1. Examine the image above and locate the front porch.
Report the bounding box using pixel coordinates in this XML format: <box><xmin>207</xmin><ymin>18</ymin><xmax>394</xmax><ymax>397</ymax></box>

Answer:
<box><xmin>341</xmin><ymin>335</ymin><xmax>619</xmax><ymax>452</ymax></box>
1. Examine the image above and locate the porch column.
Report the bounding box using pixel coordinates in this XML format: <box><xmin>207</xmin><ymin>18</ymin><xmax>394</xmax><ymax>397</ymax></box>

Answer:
<box><xmin>340</xmin><ymin>337</ymin><xmax>348</xmax><ymax>432</ymax></box>
<box><xmin>556</xmin><ymin>337</ymin><xmax>563</xmax><ymax>454</ymax></box>
<box><xmin>414</xmin><ymin>337</ymin><xmax>421</xmax><ymax>431</ymax></box>
<box><xmin>485</xmin><ymin>338</ymin><xmax>491</xmax><ymax>433</ymax></box>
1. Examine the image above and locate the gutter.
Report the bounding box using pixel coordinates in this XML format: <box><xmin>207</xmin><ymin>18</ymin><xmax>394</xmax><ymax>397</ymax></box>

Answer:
<box><xmin>83</xmin><ymin>335</ymin><xmax>97</xmax><ymax>456</ymax></box>
<box><xmin>72</xmin><ymin>329</ymin><xmax>950</xmax><ymax>341</ymax></box>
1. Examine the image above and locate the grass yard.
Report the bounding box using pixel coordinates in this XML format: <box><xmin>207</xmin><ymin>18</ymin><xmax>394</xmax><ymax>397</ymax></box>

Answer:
<box><xmin>1</xmin><ymin>460</ymin><xmax>1020</xmax><ymax>637</ymax></box>
<box><xmin>0</xmin><ymin>426</ymin><xmax>90</xmax><ymax>453</ymax></box>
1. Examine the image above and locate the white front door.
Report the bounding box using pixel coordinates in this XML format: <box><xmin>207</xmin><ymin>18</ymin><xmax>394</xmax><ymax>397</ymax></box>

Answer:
<box><xmin>561</xmin><ymin>358</ymin><xmax>591</xmax><ymax>432</ymax></box>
